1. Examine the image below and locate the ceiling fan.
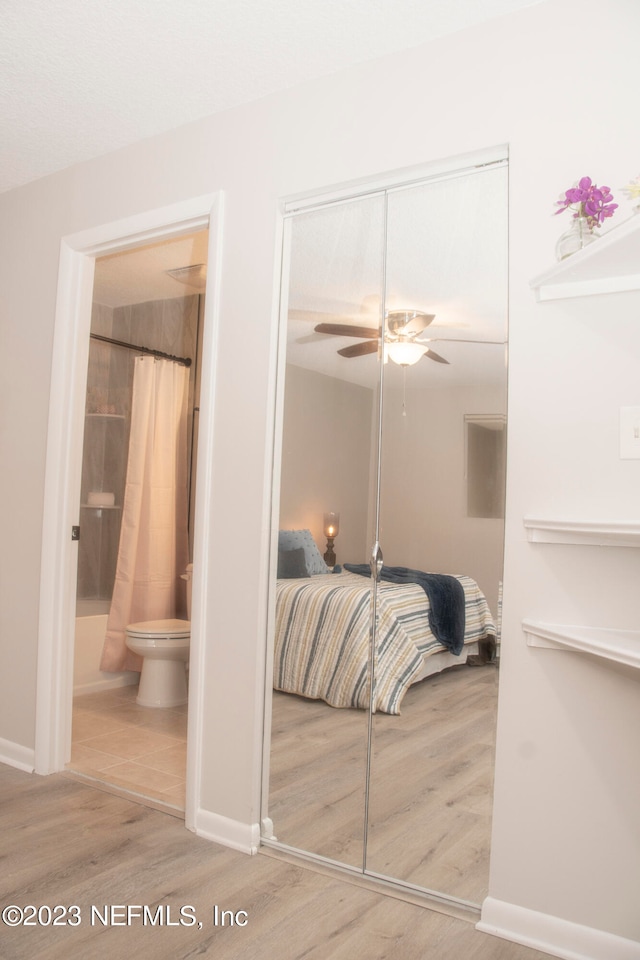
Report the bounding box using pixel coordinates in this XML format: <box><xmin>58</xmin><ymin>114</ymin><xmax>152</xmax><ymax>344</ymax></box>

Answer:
<box><xmin>314</xmin><ymin>310</ymin><xmax>455</xmax><ymax>366</ymax></box>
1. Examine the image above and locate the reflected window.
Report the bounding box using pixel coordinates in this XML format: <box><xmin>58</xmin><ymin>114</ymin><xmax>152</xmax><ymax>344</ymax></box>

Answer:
<box><xmin>465</xmin><ymin>414</ymin><xmax>506</xmax><ymax>519</ymax></box>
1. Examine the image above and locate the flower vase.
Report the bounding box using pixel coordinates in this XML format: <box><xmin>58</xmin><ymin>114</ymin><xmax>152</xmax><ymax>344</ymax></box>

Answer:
<box><xmin>555</xmin><ymin>215</ymin><xmax>598</xmax><ymax>261</ymax></box>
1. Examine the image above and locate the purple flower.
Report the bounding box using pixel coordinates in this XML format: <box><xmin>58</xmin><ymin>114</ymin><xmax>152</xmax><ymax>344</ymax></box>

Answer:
<box><xmin>555</xmin><ymin>176</ymin><xmax>618</xmax><ymax>229</ymax></box>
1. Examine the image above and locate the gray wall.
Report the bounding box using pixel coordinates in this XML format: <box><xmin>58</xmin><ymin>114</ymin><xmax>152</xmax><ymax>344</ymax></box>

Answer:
<box><xmin>77</xmin><ymin>295</ymin><xmax>199</xmax><ymax>601</ymax></box>
<box><xmin>278</xmin><ymin>363</ymin><xmax>374</xmax><ymax>565</ymax></box>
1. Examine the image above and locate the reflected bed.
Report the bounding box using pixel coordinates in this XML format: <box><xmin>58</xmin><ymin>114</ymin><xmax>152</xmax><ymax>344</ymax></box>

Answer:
<box><xmin>274</xmin><ymin>570</ymin><xmax>495</xmax><ymax>715</ymax></box>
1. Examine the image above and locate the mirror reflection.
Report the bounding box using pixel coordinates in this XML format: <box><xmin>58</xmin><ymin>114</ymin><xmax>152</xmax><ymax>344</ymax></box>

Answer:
<box><xmin>267</xmin><ymin>194</ymin><xmax>385</xmax><ymax>867</ymax></box>
<box><xmin>266</xmin><ymin>160</ymin><xmax>507</xmax><ymax>904</ymax></box>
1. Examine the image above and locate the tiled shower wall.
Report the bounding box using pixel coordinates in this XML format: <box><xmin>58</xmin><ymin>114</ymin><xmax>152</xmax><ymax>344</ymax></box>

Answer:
<box><xmin>77</xmin><ymin>295</ymin><xmax>200</xmax><ymax>602</ymax></box>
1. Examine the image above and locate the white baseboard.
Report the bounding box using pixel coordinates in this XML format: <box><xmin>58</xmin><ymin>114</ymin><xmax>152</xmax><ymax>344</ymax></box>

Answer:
<box><xmin>73</xmin><ymin>675</ymin><xmax>138</xmax><ymax>696</ymax></box>
<box><xmin>194</xmin><ymin>808</ymin><xmax>260</xmax><ymax>855</ymax></box>
<box><xmin>478</xmin><ymin>896</ymin><xmax>640</xmax><ymax>960</ymax></box>
<box><xmin>0</xmin><ymin>738</ymin><xmax>35</xmax><ymax>773</ymax></box>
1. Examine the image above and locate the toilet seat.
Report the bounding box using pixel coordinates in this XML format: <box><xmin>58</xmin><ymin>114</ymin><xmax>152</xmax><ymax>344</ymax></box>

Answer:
<box><xmin>126</xmin><ymin>618</ymin><xmax>190</xmax><ymax>639</ymax></box>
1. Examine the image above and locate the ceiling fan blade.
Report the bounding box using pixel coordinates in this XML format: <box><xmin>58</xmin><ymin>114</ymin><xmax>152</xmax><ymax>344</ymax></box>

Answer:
<box><xmin>422</xmin><ymin>348</ymin><xmax>450</xmax><ymax>364</ymax></box>
<box><xmin>315</xmin><ymin>322</ymin><xmax>380</xmax><ymax>339</ymax></box>
<box><xmin>338</xmin><ymin>340</ymin><xmax>380</xmax><ymax>358</ymax></box>
<box><xmin>416</xmin><ymin>337</ymin><xmax>507</xmax><ymax>345</ymax></box>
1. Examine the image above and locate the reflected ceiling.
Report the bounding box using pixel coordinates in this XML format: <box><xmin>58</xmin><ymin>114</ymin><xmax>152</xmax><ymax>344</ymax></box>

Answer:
<box><xmin>92</xmin><ymin>166</ymin><xmax>508</xmax><ymax>390</ymax></box>
<box><xmin>285</xmin><ymin>166</ymin><xmax>508</xmax><ymax>388</ymax></box>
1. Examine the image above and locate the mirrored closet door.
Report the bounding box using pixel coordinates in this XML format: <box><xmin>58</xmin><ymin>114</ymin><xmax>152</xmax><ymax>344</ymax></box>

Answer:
<box><xmin>265</xmin><ymin>155</ymin><xmax>508</xmax><ymax>907</ymax></box>
<box><xmin>266</xmin><ymin>192</ymin><xmax>386</xmax><ymax>868</ymax></box>
<box><xmin>366</xmin><ymin>167</ymin><xmax>508</xmax><ymax>902</ymax></box>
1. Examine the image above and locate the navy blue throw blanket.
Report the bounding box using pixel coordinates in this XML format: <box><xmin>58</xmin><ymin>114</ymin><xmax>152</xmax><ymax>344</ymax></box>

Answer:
<box><xmin>343</xmin><ymin>563</ymin><xmax>466</xmax><ymax>655</ymax></box>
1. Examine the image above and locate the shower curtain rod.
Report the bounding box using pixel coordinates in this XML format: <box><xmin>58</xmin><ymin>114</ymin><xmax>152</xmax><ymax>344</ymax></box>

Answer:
<box><xmin>90</xmin><ymin>333</ymin><xmax>192</xmax><ymax>367</ymax></box>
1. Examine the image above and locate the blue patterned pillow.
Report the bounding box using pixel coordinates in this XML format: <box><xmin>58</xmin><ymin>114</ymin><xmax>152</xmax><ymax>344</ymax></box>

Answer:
<box><xmin>278</xmin><ymin>529</ymin><xmax>329</xmax><ymax>576</ymax></box>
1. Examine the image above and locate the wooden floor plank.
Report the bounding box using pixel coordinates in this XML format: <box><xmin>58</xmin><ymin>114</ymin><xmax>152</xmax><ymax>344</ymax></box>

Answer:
<box><xmin>267</xmin><ymin>663</ymin><xmax>498</xmax><ymax>901</ymax></box>
<box><xmin>0</xmin><ymin>763</ymin><xmax>553</xmax><ymax>959</ymax></box>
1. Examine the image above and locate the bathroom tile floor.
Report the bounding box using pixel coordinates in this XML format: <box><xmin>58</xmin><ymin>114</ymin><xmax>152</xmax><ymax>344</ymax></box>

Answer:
<box><xmin>67</xmin><ymin>684</ymin><xmax>187</xmax><ymax>812</ymax></box>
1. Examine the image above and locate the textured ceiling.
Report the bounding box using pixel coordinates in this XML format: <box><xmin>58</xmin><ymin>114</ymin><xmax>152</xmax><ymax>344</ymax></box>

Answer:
<box><xmin>1</xmin><ymin>0</ymin><xmax>541</xmax><ymax>195</ymax></box>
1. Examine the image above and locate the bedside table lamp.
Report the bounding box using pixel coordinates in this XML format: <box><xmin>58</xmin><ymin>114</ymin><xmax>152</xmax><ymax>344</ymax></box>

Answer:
<box><xmin>323</xmin><ymin>512</ymin><xmax>340</xmax><ymax>567</ymax></box>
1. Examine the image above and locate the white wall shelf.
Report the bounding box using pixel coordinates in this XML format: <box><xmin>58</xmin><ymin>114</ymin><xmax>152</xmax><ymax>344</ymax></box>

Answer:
<box><xmin>523</xmin><ymin>619</ymin><xmax>640</xmax><ymax>675</ymax></box>
<box><xmin>523</xmin><ymin>517</ymin><xmax>640</xmax><ymax>547</ymax></box>
<box><xmin>531</xmin><ymin>212</ymin><xmax>640</xmax><ymax>301</ymax></box>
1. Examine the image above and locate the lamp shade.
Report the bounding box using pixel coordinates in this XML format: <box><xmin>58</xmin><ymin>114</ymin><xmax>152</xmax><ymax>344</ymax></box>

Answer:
<box><xmin>386</xmin><ymin>341</ymin><xmax>427</xmax><ymax>366</ymax></box>
<box><xmin>323</xmin><ymin>512</ymin><xmax>340</xmax><ymax>538</ymax></box>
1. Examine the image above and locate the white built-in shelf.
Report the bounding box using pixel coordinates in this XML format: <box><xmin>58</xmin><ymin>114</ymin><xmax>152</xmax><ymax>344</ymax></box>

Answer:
<box><xmin>523</xmin><ymin>619</ymin><xmax>640</xmax><ymax>676</ymax></box>
<box><xmin>531</xmin><ymin>212</ymin><xmax>640</xmax><ymax>301</ymax></box>
<box><xmin>524</xmin><ymin>517</ymin><xmax>640</xmax><ymax>547</ymax></box>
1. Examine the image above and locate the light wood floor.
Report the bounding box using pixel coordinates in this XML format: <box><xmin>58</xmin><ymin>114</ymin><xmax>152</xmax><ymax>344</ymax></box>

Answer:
<box><xmin>268</xmin><ymin>662</ymin><xmax>498</xmax><ymax>905</ymax></box>
<box><xmin>0</xmin><ymin>762</ymin><xmax>554</xmax><ymax>960</ymax></box>
<box><xmin>68</xmin><ymin>664</ymin><xmax>498</xmax><ymax>908</ymax></box>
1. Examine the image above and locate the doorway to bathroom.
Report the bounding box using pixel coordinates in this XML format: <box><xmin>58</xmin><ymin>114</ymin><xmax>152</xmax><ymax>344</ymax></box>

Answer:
<box><xmin>67</xmin><ymin>230</ymin><xmax>208</xmax><ymax>814</ymax></box>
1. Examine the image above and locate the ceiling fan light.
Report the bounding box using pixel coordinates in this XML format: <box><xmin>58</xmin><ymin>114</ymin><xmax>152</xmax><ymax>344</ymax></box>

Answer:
<box><xmin>386</xmin><ymin>341</ymin><xmax>427</xmax><ymax>366</ymax></box>
<box><xmin>386</xmin><ymin>310</ymin><xmax>434</xmax><ymax>337</ymax></box>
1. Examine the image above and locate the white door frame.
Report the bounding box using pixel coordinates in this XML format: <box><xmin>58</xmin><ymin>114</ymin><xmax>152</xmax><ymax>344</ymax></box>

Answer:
<box><xmin>35</xmin><ymin>192</ymin><xmax>224</xmax><ymax>832</ymax></box>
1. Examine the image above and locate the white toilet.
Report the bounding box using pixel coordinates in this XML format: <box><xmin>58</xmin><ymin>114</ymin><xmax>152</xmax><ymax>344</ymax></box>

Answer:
<box><xmin>125</xmin><ymin>564</ymin><xmax>192</xmax><ymax>707</ymax></box>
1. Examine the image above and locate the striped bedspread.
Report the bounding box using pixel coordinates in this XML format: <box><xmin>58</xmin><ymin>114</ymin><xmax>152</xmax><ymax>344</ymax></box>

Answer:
<box><xmin>274</xmin><ymin>571</ymin><xmax>495</xmax><ymax>714</ymax></box>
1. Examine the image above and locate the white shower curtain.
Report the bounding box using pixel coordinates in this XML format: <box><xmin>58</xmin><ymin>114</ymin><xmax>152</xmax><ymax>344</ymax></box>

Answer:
<box><xmin>101</xmin><ymin>356</ymin><xmax>190</xmax><ymax>673</ymax></box>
